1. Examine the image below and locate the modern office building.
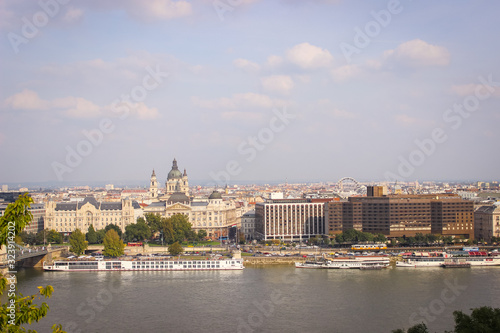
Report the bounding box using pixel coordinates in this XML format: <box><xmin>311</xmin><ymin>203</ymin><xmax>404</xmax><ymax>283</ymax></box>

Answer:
<box><xmin>255</xmin><ymin>199</ymin><xmax>330</xmax><ymax>241</ymax></box>
<box><xmin>474</xmin><ymin>204</ymin><xmax>500</xmax><ymax>242</ymax></box>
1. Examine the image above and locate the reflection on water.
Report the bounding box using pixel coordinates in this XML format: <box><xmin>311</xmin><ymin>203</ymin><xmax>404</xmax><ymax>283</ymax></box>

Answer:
<box><xmin>16</xmin><ymin>266</ymin><xmax>500</xmax><ymax>333</ymax></box>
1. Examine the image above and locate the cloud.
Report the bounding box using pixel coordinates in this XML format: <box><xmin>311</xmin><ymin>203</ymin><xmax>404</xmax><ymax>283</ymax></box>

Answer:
<box><xmin>3</xmin><ymin>89</ymin><xmax>160</xmax><ymax>120</ymax></box>
<box><xmin>4</xmin><ymin>89</ymin><xmax>50</xmax><ymax>110</ymax></box>
<box><xmin>266</xmin><ymin>55</ymin><xmax>283</xmax><ymax>68</ymax></box>
<box><xmin>233</xmin><ymin>58</ymin><xmax>260</xmax><ymax>72</ymax></box>
<box><xmin>317</xmin><ymin>99</ymin><xmax>358</xmax><ymax>119</ymax></box>
<box><xmin>192</xmin><ymin>92</ymin><xmax>288</xmax><ymax>109</ymax></box>
<box><xmin>395</xmin><ymin>114</ymin><xmax>434</xmax><ymax>127</ymax></box>
<box><xmin>286</xmin><ymin>42</ymin><xmax>333</xmax><ymax>69</ymax></box>
<box><xmin>451</xmin><ymin>84</ymin><xmax>500</xmax><ymax>97</ymax></box>
<box><xmin>123</xmin><ymin>0</ymin><xmax>192</xmax><ymax>21</ymax></box>
<box><xmin>384</xmin><ymin>39</ymin><xmax>450</xmax><ymax>67</ymax></box>
<box><xmin>261</xmin><ymin>75</ymin><xmax>294</xmax><ymax>95</ymax></box>
<box><xmin>331</xmin><ymin>64</ymin><xmax>361</xmax><ymax>81</ymax></box>
<box><xmin>63</xmin><ymin>7</ymin><xmax>84</xmax><ymax>23</ymax></box>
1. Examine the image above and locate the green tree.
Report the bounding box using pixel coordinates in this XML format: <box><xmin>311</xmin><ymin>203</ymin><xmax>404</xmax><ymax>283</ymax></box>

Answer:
<box><xmin>86</xmin><ymin>225</ymin><xmax>98</xmax><ymax>244</ymax></box>
<box><xmin>103</xmin><ymin>229</ymin><xmax>125</xmax><ymax>257</ymax></box>
<box><xmin>197</xmin><ymin>230</ymin><xmax>207</xmax><ymax>240</ymax></box>
<box><xmin>453</xmin><ymin>306</ymin><xmax>500</xmax><ymax>333</ymax></box>
<box><xmin>144</xmin><ymin>213</ymin><xmax>163</xmax><ymax>233</ymax></box>
<box><xmin>46</xmin><ymin>229</ymin><xmax>62</xmax><ymax>244</ymax></box>
<box><xmin>19</xmin><ymin>231</ymin><xmax>36</xmax><ymax>246</ymax></box>
<box><xmin>104</xmin><ymin>224</ymin><xmax>122</xmax><ymax>238</ymax></box>
<box><xmin>96</xmin><ymin>229</ymin><xmax>106</xmax><ymax>244</ymax></box>
<box><xmin>124</xmin><ymin>219</ymin><xmax>151</xmax><ymax>242</ymax></box>
<box><xmin>374</xmin><ymin>233</ymin><xmax>387</xmax><ymax>243</ymax></box>
<box><xmin>69</xmin><ymin>229</ymin><xmax>88</xmax><ymax>256</ymax></box>
<box><xmin>168</xmin><ymin>241</ymin><xmax>183</xmax><ymax>256</ymax></box>
<box><xmin>160</xmin><ymin>218</ymin><xmax>175</xmax><ymax>244</ymax></box>
<box><xmin>171</xmin><ymin>214</ymin><xmax>193</xmax><ymax>243</ymax></box>
<box><xmin>0</xmin><ymin>193</ymin><xmax>65</xmax><ymax>332</ymax></box>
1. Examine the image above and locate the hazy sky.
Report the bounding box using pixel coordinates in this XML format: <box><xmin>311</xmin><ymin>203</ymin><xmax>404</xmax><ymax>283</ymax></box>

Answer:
<box><xmin>1</xmin><ymin>0</ymin><xmax>499</xmax><ymax>185</ymax></box>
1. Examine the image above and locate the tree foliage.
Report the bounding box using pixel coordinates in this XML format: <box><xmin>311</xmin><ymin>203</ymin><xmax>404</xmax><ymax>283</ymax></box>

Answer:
<box><xmin>104</xmin><ymin>224</ymin><xmax>122</xmax><ymax>238</ymax></box>
<box><xmin>453</xmin><ymin>306</ymin><xmax>500</xmax><ymax>333</ymax></box>
<box><xmin>168</xmin><ymin>242</ymin><xmax>183</xmax><ymax>256</ymax></box>
<box><xmin>86</xmin><ymin>225</ymin><xmax>98</xmax><ymax>244</ymax></box>
<box><xmin>0</xmin><ymin>194</ymin><xmax>65</xmax><ymax>332</ymax></box>
<box><xmin>335</xmin><ymin>229</ymin><xmax>384</xmax><ymax>244</ymax></box>
<box><xmin>144</xmin><ymin>213</ymin><xmax>163</xmax><ymax>234</ymax></box>
<box><xmin>103</xmin><ymin>229</ymin><xmax>125</xmax><ymax>257</ymax></box>
<box><xmin>124</xmin><ymin>219</ymin><xmax>151</xmax><ymax>242</ymax></box>
<box><xmin>393</xmin><ymin>307</ymin><xmax>500</xmax><ymax>333</ymax></box>
<box><xmin>157</xmin><ymin>214</ymin><xmax>195</xmax><ymax>244</ymax></box>
<box><xmin>69</xmin><ymin>229</ymin><xmax>88</xmax><ymax>256</ymax></box>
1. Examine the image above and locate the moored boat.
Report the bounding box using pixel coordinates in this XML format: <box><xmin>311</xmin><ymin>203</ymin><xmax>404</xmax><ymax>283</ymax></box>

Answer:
<box><xmin>43</xmin><ymin>257</ymin><xmax>244</xmax><ymax>271</ymax></box>
<box><xmin>296</xmin><ymin>255</ymin><xmax>390</xmax><ymax>270</ymax></box>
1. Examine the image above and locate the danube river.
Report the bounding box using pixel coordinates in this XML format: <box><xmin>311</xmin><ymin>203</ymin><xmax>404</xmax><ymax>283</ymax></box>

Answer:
<box><xmin>17</xmin><ymin>266</ymin><xmax>500</xmax><ymax>333</ymax></box>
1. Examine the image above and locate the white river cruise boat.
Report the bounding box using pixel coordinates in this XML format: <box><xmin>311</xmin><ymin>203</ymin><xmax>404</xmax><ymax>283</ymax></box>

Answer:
<box><xmin>396</xmin><ymin>250</ymin><xmax>500</xmax><ymax>268</ymax></box>
<box><xmin>296</xmin><ymin>255</ymin><xmax>390</xmax><ymax>270</ymax></box>
<box><xmin>43</xmin><ymin>258</ymin><xmax>244</xmax><ymax>271</ymax></box>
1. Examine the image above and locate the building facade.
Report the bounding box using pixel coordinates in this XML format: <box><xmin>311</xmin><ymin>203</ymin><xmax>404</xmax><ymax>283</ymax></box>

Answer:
<box><xmin>0</xmin><ymin>202</ymin><xmax>45</xmax><ymax>234</ymax></box>
<box><xmin>255</xmin><ymin>199</ymin><xmax>329</xmax><ymax>241</ymax></box>
<box><xmin>474</xmin><ymin>204</ymin><xmax>500</xmax><ymax>242</ymax></box>
<box><xmin>241</xmin><ymin>209</ymin><xmax>256</xmax><ymax>241</ymax></box>
<box><xmin>325</xmin><ymin>193</ymin><xmax>474</xmax><ymax>239</ymax></box>
<box><xmin>45</xmin><ymin>196</ymin><xmax>142</xmax><ymax>234</ymax></box>
<box><xmin>144</xmin><ymin>190</ymin><xmax>238</xmax><ymax>240</ymax></box>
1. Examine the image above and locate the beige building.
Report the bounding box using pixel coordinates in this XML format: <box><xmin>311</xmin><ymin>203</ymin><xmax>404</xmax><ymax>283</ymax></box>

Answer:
<box><xmin>474</xmin><ymin>204</ymin><xmax>500</xmax><ymax>242</ymax></box>
<box><xmin>45</xmin><ymin>196</ymin><xmax>142</xmax><ymax>234</ymax></box>
<box><xmin>144</xmin><ymin>190</ymin><xmax>238</xmax><ymax>240</ymax></box>
<box><xmin>241</xmin><ymin>209</ymin><xmax>256</xmax><ymax>240</ymax></box>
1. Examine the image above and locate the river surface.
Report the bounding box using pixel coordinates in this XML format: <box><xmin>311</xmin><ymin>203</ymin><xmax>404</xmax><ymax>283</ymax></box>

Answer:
<box><xmin>15</xmin><ymin>266</ymin><xmax>500</xmax><ymax>333</ymax></box>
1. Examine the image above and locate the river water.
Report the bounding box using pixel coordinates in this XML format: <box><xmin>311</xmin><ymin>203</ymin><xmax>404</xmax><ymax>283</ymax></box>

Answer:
<box><xmin>16</xmin><ymin>266</ymin><xmax>500</xmax><ymax>333</ymax></box>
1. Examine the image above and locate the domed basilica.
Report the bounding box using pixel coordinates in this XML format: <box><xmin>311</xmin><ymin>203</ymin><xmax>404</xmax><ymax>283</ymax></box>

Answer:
<box><xmin>144</xmin><ymin>158</ymin><xmax>239</xmax><ymax>240</ymax></box>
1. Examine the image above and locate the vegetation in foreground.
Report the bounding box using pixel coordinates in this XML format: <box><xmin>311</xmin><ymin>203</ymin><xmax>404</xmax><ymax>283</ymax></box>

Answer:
<box><xmin>393</xmin><ymin>306</ymin><xmax>500</xmax><ymax>333</ymax></box>
<box><xmin>0</xmin><ymin>194</ymin><xmax>65</xmax><ymax>332</ymax></box>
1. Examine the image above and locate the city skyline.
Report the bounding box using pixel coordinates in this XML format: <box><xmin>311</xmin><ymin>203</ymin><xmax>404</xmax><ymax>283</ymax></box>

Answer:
<box><xmin>1</xmin><ymin>1</ymin><xmax>499</xmax><ymax>184</ymax></box>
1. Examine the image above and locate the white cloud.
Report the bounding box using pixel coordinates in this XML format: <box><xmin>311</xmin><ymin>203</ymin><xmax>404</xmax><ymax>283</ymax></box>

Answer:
<box><xmin>192</xmin><ymin>92</ymin><xmax>288</xmax><ymax>110</ymax></box>
<box><xmin>384</xmin><ymin>39</ymin><xmax>450</xmax><ymax>67</ymax></box>
<box><xmin>331</xmin><ymin>65</ymin><xmax>361</xmax><ymax>81</ymax></box>
<box><xmin>122</xmin><ymin>0</ymin><xmax>192</xmax><ymax>21</ymax></box>
<box><xmin>266</xmin><ymin>55</ymin><xmax>283</xmax><ymax>68</ymax></box>
<box><xmin>261</xmin><ymin>75</ymin><xmax>294</xmax><ymax>95</ymax></box>
<box><xmin>233</xmin><ymin>58</ymin><xmax>260</xmax><ymax>72</ymax></box>
<box><xmin>63</xmin><ymin>7</ymin><xmax>84</xmax><ymax>23</ymax></box>
<box><xmin>451</xmin><ymin>84</ymin><xmax>500</xmax><ymax>97</ymax></box>
<box><xmin>4</xmin><ymin>90</ymin><xmax>50</xmax><ymax>110</ymax></box>
<box><xmin>286</xmin><ymin>42</ymin><xmax>333</xmax><ymax>69</ymax></box>
<box><xmin>3</xmin><ymin>90</ymin><xmax>160</xmax><ymax>120</ymax></box>
<box><xmin>395</xmin><ymin>114</ymin><xmax>434</xmax><ymax>127</ymax></box>
<box><xmin>317</xmin><ymin>99</ymin><xmax>357</xmax><ymax>119</ymax></box>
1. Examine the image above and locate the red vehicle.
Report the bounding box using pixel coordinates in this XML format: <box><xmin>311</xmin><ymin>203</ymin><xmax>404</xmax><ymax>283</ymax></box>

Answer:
<box><xmin>127</xmin><ymin>242</ymin><xmax>143</xmax><ymax>247</ymax></box>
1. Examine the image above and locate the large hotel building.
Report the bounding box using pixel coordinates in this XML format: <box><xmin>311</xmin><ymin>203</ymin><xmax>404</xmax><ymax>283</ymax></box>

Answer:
<box><xmin>255</xmin><ymin>186</ymin><xmax>475</xmax><ymax>241</ymax></box>
<box><xmin>326</xmin><ymin>187</ymin><xmax>474</xmax><ymax>239</ymax></box>
<box><xmin>255</xmin><ymin>199</ymin><xmax>329</xmax><ymax>241</ymax></box>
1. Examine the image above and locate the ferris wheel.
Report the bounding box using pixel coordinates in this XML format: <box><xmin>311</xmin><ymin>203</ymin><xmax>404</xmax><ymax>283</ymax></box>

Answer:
<box><xmin>336</xmin><ymin>177</ymin><xmax>366</xmax><ymax>198</ymax></box>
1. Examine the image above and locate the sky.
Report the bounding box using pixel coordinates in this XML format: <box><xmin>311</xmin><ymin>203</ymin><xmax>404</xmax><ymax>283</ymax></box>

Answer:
<box><xmin>1</xmin><ymin>0</ymin><xmax>499</xmax><ymax>186</ymax></box>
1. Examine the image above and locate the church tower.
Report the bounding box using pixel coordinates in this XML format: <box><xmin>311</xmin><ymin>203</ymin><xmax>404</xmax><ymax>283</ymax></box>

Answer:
<box><xmin>149</xmin><ymin>169</ymin><xmax>158</xmax><ymax>200</ymax></box>
<box><xmin>166</xmin><ymin>158</ymin><xmax>189</xmax><ymax>196</ymax></box>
